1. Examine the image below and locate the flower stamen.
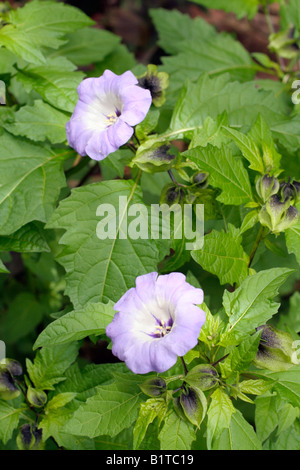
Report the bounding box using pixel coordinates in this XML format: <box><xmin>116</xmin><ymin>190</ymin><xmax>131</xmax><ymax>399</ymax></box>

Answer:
<box><xmin>152</xmin><ymin>318</ymin><xmax>173</xmax><ymax>338</ymax></box>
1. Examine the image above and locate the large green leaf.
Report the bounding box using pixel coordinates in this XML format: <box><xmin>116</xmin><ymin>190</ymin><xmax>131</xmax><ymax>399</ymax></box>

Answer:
<box><xmin>221</xmin><ymin>268</ymin><xmax>294</xmax><ymax>345</ymax></box>
<box><xmin>0</xmin><ymin>402</ymin><xmax>25</xmax><ymax>445</ymax></box>
<box><xmin>255</xmin><ymin>365</ymin><xmax>300</xmax><ymax>408</ymax></box>
<box><xmin>0</xmin><ymin>132</ymin><xmax>69</xmax><ymax>236</ymax></box>
<box><xmin>166</xmin><ymin>74</ymin><xmax>288</xmax><ymax>141</ymax></box>
<box><xmin>255</xmin><ymin>395</ymin><xmax>279</xmax><ymax>442</ymax></box>
<box><xmin>206</xmin><ymin>388</ymin><xmax>235</xmax><ymax>450</ymax></box>
<box><xmin>0</xmin><ymin>0</ymin><xmax>93</xmax><ymax>65</ymax></box>
<box><xmin>184</xmin><ymin>144</ymin><xmax>253</xmax><ymax>205</ymax></box>
<box><xmin>51</xmin><ymin>27</ymin><xmax>120</xmax><ymax>66</ymax></box>
<box><xmin>4</xmin><ymin>100</ymin><xmax>69</xmax><ymax>144</ymax></box>
<box><xmin>26</xmin><ymin>342</ymin><xmax>79</xmax><ymax>390</ymax></box>
<box><xmin>47</xmin><ymin>179</ymin><xmax>163</xmax><ymax>308</ymax></box>
<box><xmin>192</xmin><ymin>224</ymin><xmax>249</xmax><ymax>286</ymax></box>
<box><xmin>213</xmin><ymin>409</ymin><xmax>262</xmax><ymax>450</ymax></box>
<box><xmin>150</xmin><ymin>8</ymin><xmax>215</xmax><ymax>55</ymax></box>
<box><xmin>17</xmin><ymin>58</ymin><xmax>85</xmax><ymax>113</ymax></box>
<box><xmin>64</xmin><ymin>377</ymin><xmax>143</xmax><ymax>438</ymax></box>
<box><xmin>0</xmin><ymin>222</ymin><xmax>50</xmax><ymax>253</ymax></box>
<box><xmin>34</xmin><ymin>301</ymin><xmax>115</xmax><ymax>349</ymax></box>
<box><xmin>158</xmin><ymin>409</ymin><xmax>196</xmax><ymax>450</ymax></box>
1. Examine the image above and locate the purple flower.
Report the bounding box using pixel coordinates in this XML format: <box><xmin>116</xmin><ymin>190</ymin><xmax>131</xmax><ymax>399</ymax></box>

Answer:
<box><xmin>66</xmin><ymin>70</ymin><xmax>152</xmax><ymax>161</ymax></box>
<box><xmin>106</xmin><ymin>272</ymin><xmax>206</xmax><ymax>374</ymax></box>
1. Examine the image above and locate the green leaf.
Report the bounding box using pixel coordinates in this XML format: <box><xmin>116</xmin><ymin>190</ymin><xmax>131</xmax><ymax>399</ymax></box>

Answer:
<box><xmin>133</xmin><ymin>398</ymin><xmax>167</xmax><ymax>449</ymax></box>
<box><xmin>167</xmin><ymin>74</ymin><xmax>287</xmax><ymax>139</ymax></box>
<box><xmin>221</xmin><ymin>330</ymin><xmax>261</xmax><ymax>378</ymax></box>
<box><xmin>213</xmin><ymin>409</ymin><xmax>262</xmax><ymax>450</ymax></box>
<box><xmin>238</xmin><ymin>379</ymin><xmax>272</xmax><ymax>396</ymax></box>
<box><xmin>17</xmin><ymin>59</ymin><xmax>85</xmax><ymax>113</ymax></box>
<box><xmin>206</xmin><ymin>388</ymin><xmax>235</xmax><ymax>450</ymax></box>
<box><xmin>52</xmin><ymin>27</ymin><xmax>120</xmax><ymax>66</ymax></box>
<box><xmin>26</xmin><ymin>342</ymin><xmax>79</xmax><ymax>390</ymax></box>
<box><xmin>248</xmin><ymin>114</ymin><xmax>281</xmax><ymax>173</ymax></box>
<box><xmin>222</xmin><ymin>126</ymin><xmax>264</xmax><ymax>173</ymax></box>
<box><xmin>0</xmin><ymin>401</ymin><xmax>24</xmax><ymax>445</ymax></box>
<box><xmin>221</xmin><ymin>268</ymin><xmax>293</xmax><ymax>345</ymax></box>
<box><xmin>184</xmin><ymin>144</ymin><xmax>253</xmax><ymax>205</ymax></box>
<box><xmin>0</xmin><ymin>0</ymin><xmax>93</xmax><ymax>64</ymax></box>
<box><xmin>46</xmin><ymin>393</ymin><xmax>77</xmax><ymax>411</ymax></box>
<box><xmin>64</xmin><ymin>382</ymin><xmax>143</xmax><ymax>438</ymax></box>
<box><xmin>4</xmin><ymin>100</ymin><xmax>69</xmax><ymax>144</ymax></box>
<box><xmin>47</xmin><ymin>179</ymin><xmax>163</xmax><ymax>308</ymax></box>
<box><xmin>277</xmin><ymin>403</ymin><xmax>299</xmax><ymax>435</ymax></box>
<box><xmin>0</xmin><ymin>257</ymin><xmax>9</xmax><ymax>274</ymax></box>
<box><xmin>150</xmin><ymin>8</ymin><xmax>215</xmax><ymax>55</ymax></box>
<box><xmin>255</xmin><ymin>365</ymin><xmax>300</xmax><ymax>408</ymax></box>
<box><xmin>255</xmin><ymin>395</ymin><xmax>279</xmax><ymax>442</ymax></box>
<box><xmin>0</xmin><ymin>292</ymin><xmax>44</xmax><ymax>343</ymax></box>
<box><xmin>192</xmin><ymin>224</ymin><xmax>249</xmax><ymax>286</ymax></box>
<box><xmin>189</xmin><ymin>113</ymin><xmax>229</xmax><ymax>149</ymax></box>
<box><xmin>0</xmin><ymin>222</ymin><xmax>50</xmax><ymax>253</ymax></box>
<box><xmin>190</xmin><ymin>0</ymin><xmax>259</xmax><ymax>19</ymax></box>
<box><xmin>34</xmin><ymin>301</ymin><xmax>115</xmax><ymax>349</ymax></box>
<box><xmin>158</xmin><ymin>409</ymin><xmax>196</xmax><ymax>450</ymax></box>
<box><xmin>0</xmin><ymin>131</ymin><xmax>69</xmax><ymax>236</ymax></box>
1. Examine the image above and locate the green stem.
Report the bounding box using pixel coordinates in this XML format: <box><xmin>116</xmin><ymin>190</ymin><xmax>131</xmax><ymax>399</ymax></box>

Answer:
<box><xmin>180</xmin><ymin>356</ymin><xmax>188</xmax><ymax>376</ymax></box>
<box><xmin>248</xmin><ymin>225</ymin><xmax>266</xmax><ymax>268</ymax></box>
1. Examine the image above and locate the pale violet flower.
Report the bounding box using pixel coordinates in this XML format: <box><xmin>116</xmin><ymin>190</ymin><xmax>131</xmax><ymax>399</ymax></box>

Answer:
<box><xmin>66</xmin><ymin>70</ymin><xmax>152</xmax><ymax>160</ymax></box>
<box><xmin>106</xmin><ymin>272</ymin><xmax>206</xmax><ymax>374</ymax></box>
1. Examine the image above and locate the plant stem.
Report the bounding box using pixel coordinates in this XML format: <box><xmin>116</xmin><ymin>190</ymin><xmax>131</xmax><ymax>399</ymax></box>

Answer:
<box><xmin>248</xmin><ymin>225</ymin><xmax>265</xmax><ymax>268</ymax></box>
<box><xmin>212</xmin><ymin>353</ymin><xmax>229</xmax><ymax>367</ymax></box>
<box><xmin>180</xmin><ymin>356</ymin><xmax>188</xmax><ymax>376</ymax></box>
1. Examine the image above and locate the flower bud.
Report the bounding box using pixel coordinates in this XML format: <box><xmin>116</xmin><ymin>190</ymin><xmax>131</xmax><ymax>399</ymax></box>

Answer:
<box><xmin>140</xmin><ymin>377</ymin><xmax>167</xmax><ymax>397</ymax></box>
<box><xmin>180</xmin><ymin>386</ymin><xmax>207</xmax><ymax>427</ymax></box>
<box><xmin>160</xmin><ymin>183</ymin><xmax>185</xmax><ymax>206</ymax></box>
<box><xmin>258</xmin><ymin>194</ymin><xmax>298</xmax><ymax>233</ymax></box>
<box><xmin>185</xmin><ymin>364</ymin><xmax>218</xmax><ymax>391</ymax></box>
<box><xmin>0</xmin><ymin>368</ymin><xmax>20</xmax><ymax>400</ymax></box>
<box><xmin>253</xmin><ymin>325</ymin><xmax>297</xmax><ymax>372</ymax></box>
<box><xmin>132</xmin><ymin>142</ymin><xmax>176</xmax><ymax>173</ymax></box>
<box><xmin>1</xmin><ymin>358</ymin><xmax>23</xmax><ymax>377</ymax></box>
<box><xmin>192</xmin><ymin>172</ymin><xmax>209</xmax><ymax>189</ymax></box>
<box><xmin>138</xmin><ymin>64</ymin><xmax>169</xmax><ymax>107</ymax></box>
<box><xmin>280</xmin><ymin>181</ymin><xmax>295</xmax><ymax>202</ymax></box>
<box><xmin>256</xmin><ymin>175</ymin><xmax>280</xmax><ymax>202</ymax></box>
<box><xmin>17</xmin><ymin>424</ymin><xmax>43</xmax><ymax>451</ymax></box>
<box><xmin>26</xmin><ymin>386</ymin><xmax>47</xmax><ymax>408</ymax></box>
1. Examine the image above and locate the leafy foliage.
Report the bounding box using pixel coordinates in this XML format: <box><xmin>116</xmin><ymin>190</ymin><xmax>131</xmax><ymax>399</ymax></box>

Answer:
<box><xmin>0</xmin><ymin>0</ymin><xmax>300</xmax><ymax>452</ymax></box>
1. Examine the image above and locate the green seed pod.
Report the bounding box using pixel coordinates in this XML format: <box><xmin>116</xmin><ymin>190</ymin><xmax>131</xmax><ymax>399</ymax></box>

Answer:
<box><xmin>132</xmin><ymin>141</ymin><xmax>176</xmax><ymax>173</ymax></box>
<box><xmin>185</xmin><ymin>364</ymin><xmax>219</xmax><ymax>391</ymax></box>
<box><xmin>140</xmin><ymin>377</ymin><xmax>167</xmax><ymax>398</ymax></box>
<box><xmin>192</xmin><ymin>172</ymin><xmax>209</xmax><ymax>189</ymax></box>
<box><xmin>26</xmin><ymin>386</ymin><xmax>47</xmax><ymax>408</ymax></box>
<box><xmin>17</xmin><ymin>424</ymin><xmax>43</xmax><ymax>451</ymax></box>
<box><xmin>253</xmin><ymin>325</ymin><xmax>297</xmax><ymax>372</ymax></box>
<box><xmin>256</xmin><ymin>175</ymin><xmax>280</xmax><ymax>202</ymax></box>
<box><xmin>259</xmin><ymin>195</ymin><xmax>298</xmax><ymax>233</ymax></box>
<box><xmin>160</xmin><ymin>183</ymin><xmax>185</xmax><ymax>206</ymax></box>
<box><xmin>138</xmin><ymin>64</ymin><xmax>169</xmax><ymax>107</ymax></box>
<box><xmin>1</xmin><ymin>358</ymin><xmax>23</xmax><ymax>377</ymax></box>
<box><xmin>0</xmin><ymin>368</ymin><xmax>20</xmax><ymax>400</ymax></box>
<box><xmin>179</xmin><ymin>386</ymin><xmax>207</xmax><ymax>427</ymax></box>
